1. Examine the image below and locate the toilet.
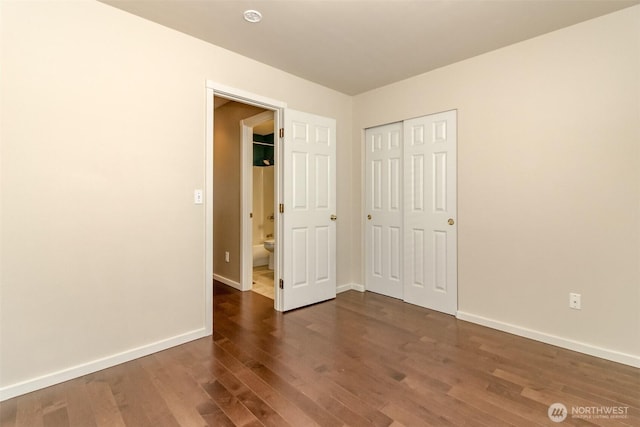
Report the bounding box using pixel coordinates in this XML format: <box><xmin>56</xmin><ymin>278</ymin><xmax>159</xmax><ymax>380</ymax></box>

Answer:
<box><xmin>263</xmin><ymin>239</ymin><xmax>275</xmax><ymax>270</ymax></box>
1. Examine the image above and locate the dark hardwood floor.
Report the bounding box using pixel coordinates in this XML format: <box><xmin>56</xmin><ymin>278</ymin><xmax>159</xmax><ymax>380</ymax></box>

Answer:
<box><xmin>1</xmin><ymin>281</ymin><xmax>638</xmax><ymax>426</ymax></box>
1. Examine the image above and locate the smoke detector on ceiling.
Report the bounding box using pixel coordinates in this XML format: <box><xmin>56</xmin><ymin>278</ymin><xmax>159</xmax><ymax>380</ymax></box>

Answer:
<box><xmin>243</xmin><ymin>10</ymin><xmax>262</xmax><ymax>23</ymax></box>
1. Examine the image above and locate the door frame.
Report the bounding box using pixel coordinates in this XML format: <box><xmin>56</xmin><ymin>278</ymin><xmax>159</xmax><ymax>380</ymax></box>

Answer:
<box><xmin>240</xmin><ymin>110</ymin><xmax>275</xmax><ymax>293</ymax></box>
<box><xmin>206</xmin><ymin>81</ymin><xmax>287</xmax><ymax>312</ymax></box>
<box><xmin>361</xmin><ymin>111</ymin><xmax>458</xmax><ymax>315</ymax></box>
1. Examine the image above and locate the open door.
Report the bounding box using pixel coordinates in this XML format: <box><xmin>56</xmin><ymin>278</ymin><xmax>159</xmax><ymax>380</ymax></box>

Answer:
<box><xmin>281</xmin><ymin>109</ymin><xmax>337</xmax><ymax>311</ymax></box>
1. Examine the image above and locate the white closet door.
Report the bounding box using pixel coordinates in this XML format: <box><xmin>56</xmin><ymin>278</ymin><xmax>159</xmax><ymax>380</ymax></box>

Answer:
<box><xmin>365</xmin><ymin>123</ymin><xmax>403</xmax><ymax>299</ymax></box>
<box><xmin>403</xmin><ymin>110</ymin><xmax>457</xmax><ymax>315</ymax></box>
<box><xmin>282</xmin><ymin>109</ymin><xmax>336</xmax><ymax>311</ymax></box>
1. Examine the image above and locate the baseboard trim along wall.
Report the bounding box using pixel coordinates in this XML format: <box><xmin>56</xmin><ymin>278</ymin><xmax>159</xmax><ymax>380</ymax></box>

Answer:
<box><xmin>456</xmin><ymin>311</ymin><xmax>640</xmax><ymax>368</ymax></box>
<box><xmin>213</xmin><ymin>274</ymin><xmax>241</xmax><ymax>290</ymax></box>
<box><xmin>337</xmin><ymin>283</ymin><xmax>365</xmax><ymax>293</ymax></box>
<box><xmin>0</xmin><ymin>328</ymin><xmax>210</xmax><ymax>401</ymax></box>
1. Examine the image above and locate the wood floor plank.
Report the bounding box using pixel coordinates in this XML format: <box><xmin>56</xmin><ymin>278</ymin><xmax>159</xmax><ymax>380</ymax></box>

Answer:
<box><xmin>40</xmin><ymin>385</ymin><xmax>70</xmax><ymax>427</ymax></box>
<box><xmin>137</xmin><ymin>355</ymin><xmax>210</xmax><ymax>427</ymax></box>
<box><xmin>106</xmin><ymin>361</ymin><xmax>180</xmax><ymax>427</ymax></box>
<box><xmin>381</xmin><ymin>401</ymin><xmax>450</xmax><ymax>426</ymax></box>
<box><xmin>247</xmin><ymin>362</ymin><xmax>344</xmax><ymax>426</ymax></box>
<box><xmin>446</xmin><ymin>385</ymin><xmax>545</xmax><ymax>427</ymax></box>
<box><xmin>208</xmin><ymin>358</ymin><xmax>291</xmax><ymax>427</ymax></box>
<box><xmin>63</xmin><ymin>380</ymin><xmax>97</xmax><ymax>427</ymax></box>
<box><xmin>201</xmin><ymin>380</ymin><xmax>260</xmax><ymax>426</ymax></box>
<box><xmin>3</xmin><ymin>281</ymin><xmax>639</xmax><ymax>426</ymax></box>
<box><xmin>0</xmin><ymin>397</ymin><xmax>18</xmax><ymax>427</ymax></box>
<box><xmin>85</xmin><ymin>377</ymin><xmax>126</xmax><ymax>427</ymax></box>
<box><xmin>219</xmin><ymin>320</ymin><xmax>393</xmax><ymax>426</ymax></box>
<box><xmin>194</xmin><ymin>400</ymin><xmax>236</xmax><ymax>427</ymax></box>
<box><xmin>14</xmin><ymin>391</ymin><xmax>43</xmax><ymax>427</ymax></box>
<box><xmin>233</xmin><ymin>367</ymin><xmax>319</xmax><ymax>427</ymax></box>
<box><xmin>213</xmin><ymin>340</ymin><xmax>319</xmax><ymax>426</ymax></box>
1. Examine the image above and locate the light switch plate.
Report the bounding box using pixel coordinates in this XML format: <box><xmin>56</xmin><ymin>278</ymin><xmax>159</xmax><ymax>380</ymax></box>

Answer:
<box><xmin>194</xmin><ymin>189</ymin><xmax>203</xmax><ymax>205</ymax></box>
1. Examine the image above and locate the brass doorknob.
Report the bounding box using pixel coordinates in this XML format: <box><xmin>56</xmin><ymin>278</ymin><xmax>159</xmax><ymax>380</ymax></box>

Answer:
<box><xmin>330</xmin><ymin>215</ymin><xmax>337</xmax><ymax>221</ymax></box>
<box><xmin>448</xmin><ymin>218</ymin><xmax>455</xmax><ymax>225</ymax></box>
<box><xmin>367</xmin><ymin>214</ymin><xmax>372</xmax><ymax>220</ymax></box>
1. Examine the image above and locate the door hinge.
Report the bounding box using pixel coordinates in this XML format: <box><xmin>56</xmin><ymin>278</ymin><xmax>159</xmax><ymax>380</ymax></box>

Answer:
<box><xmin>249</xmin><ymin>212</ymin><xmax>253</xmax><ymax>218</ymax></box>
<box><xmin>279</xmin><ymin>203</ymin><xmax>284</xmax><ymax>213</ymax></box>
<box><xmin>279</xmin><ymin>278</ymin><xmax>284</xmax><ymax>289</ymax></box>
<box><xmin>279</xmin><ymin>128</ymin><xmax>284</xmax><ymax>138</ymax></box>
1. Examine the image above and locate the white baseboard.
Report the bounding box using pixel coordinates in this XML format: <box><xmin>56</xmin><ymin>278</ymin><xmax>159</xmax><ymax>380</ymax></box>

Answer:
<box><xmin>337</xmin><ymin>282</ymin><xmax>365</xmax><ymax>294</ymax></box>
<box><xmin>214</xmin><ymin>274</ymin><xmax>241</xmax><ymax>291</ymax></box>
<box><xmin>456</xmin><ymin>311</ymin><xmax>640</xmax><ymax>368</ymax></box>
<box><xmin>0</xmin><ymin>328</ymin><xmax>210</xmax><ymax>402</ymax></box>
<box><xmin>351</xmin><ymin>283</ymin><xmax>365</xmax><ymax>292</ymax></box>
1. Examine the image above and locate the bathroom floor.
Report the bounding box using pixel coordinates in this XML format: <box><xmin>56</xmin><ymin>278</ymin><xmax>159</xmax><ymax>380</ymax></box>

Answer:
<box><xmin>252</xmin><ymin>265</ymin><xmax>274</xmax><ymax>299</ymax></box>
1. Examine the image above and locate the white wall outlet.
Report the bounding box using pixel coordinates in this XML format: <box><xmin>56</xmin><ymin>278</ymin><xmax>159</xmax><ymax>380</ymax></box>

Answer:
<box><xmin>225</xmin><ymin>251</ymin><xmax>230</xmax><ymax>263</ymax></box>
<box><xmin>194</xmin><ymin>189</ymin><xmax>203</xmax><ymax>205</ymax></box>
<box><xmin>569</xmin><ymin>293</ymin><xmax>581</xmax><ymax>310</ymax></box>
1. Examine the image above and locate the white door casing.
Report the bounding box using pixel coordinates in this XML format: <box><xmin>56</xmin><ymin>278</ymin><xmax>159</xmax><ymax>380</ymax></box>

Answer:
<box><xmin>365</xmin><ymin>122</ymin><xmax>403</xmax><ymax>299</ymax></box>
<box><xmin>282</xmin><ymin>110</ymin><xmax>337</xmax><ymax>311</ymax></box>
<box><xmin>403</xmin><ymin>110</ymin><xmax>457</xmax><ymax>315</ymax></box>
<box><xmin>241</xmin><ymin>111</ymin><xmax>275</xmax><ymax>292</ymax></box>
<box><xmin>207</xmin><ymin>80</ymin><xmax>287</xmax><ymax>311</ymax></box>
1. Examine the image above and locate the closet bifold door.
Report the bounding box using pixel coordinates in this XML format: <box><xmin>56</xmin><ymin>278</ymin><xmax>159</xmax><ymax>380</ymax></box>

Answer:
<box><xmin>403</xmin><ymin>110</ymin><xmax>457</xmax><ymax>315</ymax></box>
<box><xmin>364</xmin><ymin>122</ymin><xmax>403</xmax><ymax>299</ymax></box>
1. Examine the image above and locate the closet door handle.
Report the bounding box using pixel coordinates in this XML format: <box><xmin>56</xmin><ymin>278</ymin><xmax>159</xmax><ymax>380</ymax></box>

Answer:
<box><xmin>330</xmin><ymin>215</ymin><xmax>337</xmax><ymax>221</ymax></box>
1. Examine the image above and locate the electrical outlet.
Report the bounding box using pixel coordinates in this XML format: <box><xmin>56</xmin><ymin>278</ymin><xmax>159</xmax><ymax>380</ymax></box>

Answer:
<box><xmin>225</xmin><ymin>251</ymin><xmax>230</xmax><ymax>263</ymax></box>
<box><xmin>569</xmin><ymin>293</ymin><xmax>581</xmax><ymax>310</ymax></box>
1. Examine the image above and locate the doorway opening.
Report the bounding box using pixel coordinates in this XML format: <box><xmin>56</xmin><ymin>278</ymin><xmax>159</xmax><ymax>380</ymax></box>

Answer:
<box><xmin>206</xmin><ymin>80</ymin><xmax>338</xmax><ymax>314</ymax></box>
<box><xmin>242</xmin><ymin>111</ymin><xmax>276</xmax><ymax>300</ymax></box>
<box><xmin>208</xmin><ymin>82</ymin><xmax>285</xmax><ymax>312</ymax></box>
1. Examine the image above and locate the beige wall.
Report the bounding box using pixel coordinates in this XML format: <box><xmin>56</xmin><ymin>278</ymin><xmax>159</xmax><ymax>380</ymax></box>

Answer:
<box><xmin>252</xmin><ymin>168</ymin><xmax>264</xmax><ymax>246</ymax></box>
<box><xmin>353</xmin><ymin>6</ymin><xmax>640</xmax><ymax>358</ymax></box>
<box><xmin>0</xmin><ymin>0</ymin><xmax>352</xmax><ymax>393</ymax></box>
<box><xmin>213</xmin><ymin>102</ymin><xmax>266</xmax><ymax>282</ymax></box>
<box><xmin>250</xmin><ymin>166</ymin><xmax>276</xmax><ymax>248</ymax></box>
<box><xmin>262</xmin><ymin>166</ymin><xmax>276</xmax><ymax>241</ymax></box>
<box><xmin>251</xmin><ymin>166</ymin><xmax>276</xmax><ymax>246</ymax></box>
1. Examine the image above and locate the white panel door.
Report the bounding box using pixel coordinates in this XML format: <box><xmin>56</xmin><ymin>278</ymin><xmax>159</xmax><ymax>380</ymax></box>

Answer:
<box><xmin>282</xmin><ymin>110</ymin><xmax>336</xmax><ymax>311</ymax></box>
<box><xmin>365</xmin><ymin>122</ymin><xmax>403</xmax><ymax>299</ymax></box>
<box><xmin>403</xmin><ymin>110</ymin><xmax>457</xmax><ymax>314</ymax></box>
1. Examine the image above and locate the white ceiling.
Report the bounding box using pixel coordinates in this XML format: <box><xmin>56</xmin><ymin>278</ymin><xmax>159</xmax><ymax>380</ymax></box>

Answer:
<box><xmin>101</xmin><ymin>0</ymin><xmax>638</xmax><ymax>95</ymax></box>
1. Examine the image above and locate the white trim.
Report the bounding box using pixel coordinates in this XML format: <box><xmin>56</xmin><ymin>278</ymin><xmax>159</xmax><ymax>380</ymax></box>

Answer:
<box><xmin>241</xmin><ymin>111</ymin><xmax>275</xmax><ymax>293</ymax></box>
<box><xmin>206</xmin><ymin>81</ymin><xmax>286</xmax><ymax>110</ymax></box>
<box><xmin>351</xmin><ymin>283</ymin><xmax>365</xmax><ymax>292</ymax></box>
<box><xmin>360</xmin><ymin>128</ymin><xmax>367</xmax><ymax>294</ymax></box>
<box><xmin>274</xmin><ymin>110</ymin><xmax>283</xmax><ymax>312</ymax></box>
<box><xmin>0</xmin><ymin>328</ymin><xmax>208</xmax><ymax>401</ymax></box>
<box><xmin>207</xmin><ymin>80</ymin><xmax>286</xmax><ymax>312</ymax></box>
<box><xmin>205</xmin><ymin>87</ymin><xmax>214</xmax><ymax>335</ymax></box>
<box><xmin>456</xmin><ymin>311</ymin><xmax>640</xmax><ymax>368</ymax></box>
<box><xmin>337</xmin><ymin>283</ymin><xmax>365</xmax><ymax>293</ymax></box>
<box><xmin>213</xmin><ymin>274</ymin><xmax>242</xmax><ymax>291</ymax></box>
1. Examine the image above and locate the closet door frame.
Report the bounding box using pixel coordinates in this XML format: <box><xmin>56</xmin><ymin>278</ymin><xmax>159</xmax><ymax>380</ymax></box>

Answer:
<box><xmin>362</xmin><ymin>110</ymin><xmax>458</xmax><ymax>315</ymax></box>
